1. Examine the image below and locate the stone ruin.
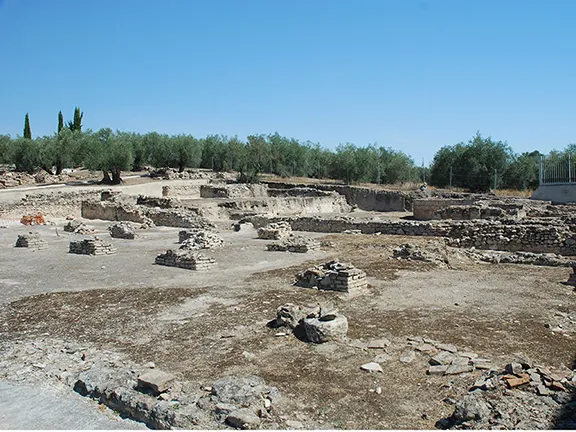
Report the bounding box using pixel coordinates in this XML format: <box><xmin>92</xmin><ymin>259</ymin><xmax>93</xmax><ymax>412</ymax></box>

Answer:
<box><xmin>566</xmin><ymin>265</ymin><xmax>576</xmax><ymax>287</ymax></box>
<box><xmin>266</xmin><ymin>234</ymin><xmax>320</xmax><ymax>253</ymax></box>
<box><xmin>64</xmin><ymin>219</ymin><xmax>94</xmax><ymax>235</ymax></box>
<box><xmin>393</xmin><ymin>242</ymin><xmax>449</xmax><ymax>266</ymax></box>
<box><xmin>178</xmin><ymin>229</ymin><xmax>224</xmax><ymax>250</ymax></box>
<box><xmin>270</xmin><ymin>303</ymin><xmax>348</xmax><ymax>343</ymax></box>
<box><xmin>14</xmin><ymin>232</ymin><xmax>45</xmax><ymax>248</ymax></box>
<box><xmin>257</xmin><ymin>221</ymin><xmax>292</xmax><ymax>240</ymax></box>
<box><xmin>108</xmin><ymin>222</ymin><xmax>136</xmax><ymax>239</ymax></box>
<box><xmin>155</xmin><ymin>249</ymin><xmax>216</xmax><ymax>271</ymax></box>
<box><xmin>69</xmin><ymin>237</ymin><xmax>117</xmax><ymax>255</ymax></box>
<box><xmin>295</xmin><ymin>260</ymin><xmax>367</xmax><ymax>292</ymax></box>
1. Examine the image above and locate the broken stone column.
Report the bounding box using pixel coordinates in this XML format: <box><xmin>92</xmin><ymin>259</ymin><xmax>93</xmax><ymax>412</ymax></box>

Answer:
<box><xmin>15</xmin><ymin>232</ymin><xmax>46</xmax><ymax>248</ymax></box>
<box><xmin>299</xmin><ymin>313</ymin><xmax>348</xmax><ymax>343</ymax></box>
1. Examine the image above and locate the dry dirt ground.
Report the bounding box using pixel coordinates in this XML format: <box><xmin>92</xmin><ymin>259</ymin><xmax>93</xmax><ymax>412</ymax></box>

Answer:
<box><xmin>0</xmin><ymin>182</ymin><xmax>575</xmax><ymax>429</ymax></box>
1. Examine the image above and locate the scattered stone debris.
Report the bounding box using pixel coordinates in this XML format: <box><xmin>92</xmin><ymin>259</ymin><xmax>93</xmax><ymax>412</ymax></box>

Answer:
<box><xmin>14</xmin><ymin>232</ymin><xmax>45</xmax><ymax>248</ymax></box>
<box><xmin>64</xmin><ymin>219</ymin><xmax>94</xmax><ymax>235</ymax></box>
<box><xmin>440</xmin><ymin>361</ymin><xmax>576</xmax><ymax>429</ymax></box>
<box><xmin>155</xmin><ymin>249</ymin><xmax>216</xmax><ymax>270</ymax></box>
<box><xmin>342</xmin><ymin>229</ymin><xmax>361</xmax><ymax>235</ymax></box>
<box><xmin>295</xmin><ymin>260</ymin><xmax>367</xmax><ymax>292</ymax></box>
<box><xmin>69</xmin><ymin>237</ymin><xmax>117</xmax><ymax>255</ymax></box>
<box><xmin>266</xmin><ymin>234</ymin><xmax>320</xmax><ymax>253</ymax></box>
<box><xmin>108</xmin><ymin>221</ymin><xmax>136</xmax><ymax>239</ymax></box>
<box><xmin>467</xmin><ymin>249</ymin><xmax>575</xmax><ymax>268</ymax></box>
<box><xmin>257</xmin><ymin>221</ymin><xmax>292</xmax><ymax>240</ymax></box>
<box><xmin>178</xmin><ymin>229</ymin><xmax>224</xmax><ymax>250</ymax></box>
<box><xmin>393</xmin><ymin>242</ymin><xmax>449</xmax><ymax>266</ymax></box>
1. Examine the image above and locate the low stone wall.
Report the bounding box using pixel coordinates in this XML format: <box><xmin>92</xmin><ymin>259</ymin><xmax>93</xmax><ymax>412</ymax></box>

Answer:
<box><xmin>266</xmin><ymin>235</ymin><xmax>320</xmax><ymax>253</ymax></box>
<box><xmin>69</xmin><ymin>238</ymin><xmax>117</xmax><ymax>255</ymax></box>
<box><xmin>248</xmin><ymin>215</ymin><xmax>576</xmax><ymax>256</ymax></box>
<box><xmin>0</xmin><ymin>190</ymin><xmax>102</xmax><ymax>219</ymax></box>
<box><xmin>413</xmin><ymin>199</ymin><xmax>476</xmax><ymax>220</ymax></box>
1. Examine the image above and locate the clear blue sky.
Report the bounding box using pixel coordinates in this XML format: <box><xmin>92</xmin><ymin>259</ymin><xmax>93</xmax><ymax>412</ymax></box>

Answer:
<box><xmin>1</xmin><ymin>0</ymin><xmax>574</xmax><ymax>165</ymax></box>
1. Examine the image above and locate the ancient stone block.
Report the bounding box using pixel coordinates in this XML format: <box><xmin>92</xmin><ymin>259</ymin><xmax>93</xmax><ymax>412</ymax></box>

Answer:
<box><xmin>69</xmin><ymin>237</ymin><xmax>117</xmax><ymax>255</ymax></box>
<box><xmin>108</xmin><ymin>222</ymin><xmax>135</xmax><ymax>239</ymax></box>
<box><xmin>257</xmin><ymin>221</ymin><xmax>292</xmax><ymax>240</ymax></box>
<box><xmin>155</xmin><ymin>249</ymin><xmax>216</xmax><ymax>271</ymax></box>
<box><xmin>137</xmin><ymin>369</ymin><xmax>176</xmax><ymax>395</ymax></box>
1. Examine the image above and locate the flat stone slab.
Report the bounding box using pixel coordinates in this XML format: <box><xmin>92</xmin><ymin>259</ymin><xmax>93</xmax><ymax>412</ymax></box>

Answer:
<box><xmin>137</xmin><ymin>369</ymin><xmax>176</xmax><ymax>394</ymax></box>
<box><xmin>430</xmin><ymin>351</ymin><xmax>456</xmax><ymax>366</ymax></box>
<box><xmin>360</xmin><ymin>362</ymin><xmax>383</xmax><ymax>373</ymax></box>
<box><xmin>436</xmin><ymin>343</ymin><xmax>458</xmax><ymax>353</ymax></box>
<box><xmin>427</xmin><ymin>365</ymin><xmax>448</xmax><ymax>375</ymax></box>
<box><xmin>367</xmin><ymin>338</ymin><xmax>391</xmax><ymax>349</ymax></box>
<box><xmin>444</xmin><ymin>364</ymin><xmax>474</xmax><ymax>375</ymax></box>
<box><xmin>399</xmin><ymin>350</ymin><xmax>416</xmax><ymax>364</ymax></box>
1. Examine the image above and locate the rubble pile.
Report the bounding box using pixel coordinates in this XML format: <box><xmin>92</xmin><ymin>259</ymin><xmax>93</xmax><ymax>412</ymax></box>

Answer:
<box><xmin>148</xmin><ymin>167</ymin><xmax>219</xmax><ymax>180</ymax></box>
<box><xmin>266</xmin><ymin>234</ymin><xmax>320</xmax><ymax>253</ymax></box>
<box><xmin>178</xmin><ymin>229</ymin><xmax>224</xmax><ymax>250</ymax></box>
<box><xmin>64</xmin><ymin>219</ymin><xmax>94</xmax><ymax>235</ymax></box>
<box><xmin>441</xmin><ymin>361</ymin><xmax>576</xmax><ymax>429</ymax></box>
<box><xmin>108</xmin><ymin>222</ymin><xmax>136</xmax><ymax>239</ymax></box>
<box><xmin>155</xmin><ymin>249</ymin><xmax>216</xmax><ymax>270</ymax></box>
<box><xmin>469</xmin><ymin>250</ymin><xmax>575</xmax><ymax>267</ymax></box>
<box><xmin>14</xmin><ymin>232</ymin><xmax>45</xmax><ymax>248</ymax></box>
<box><xmin>393</xmin><ymin>242</ymin><xmax>449</xmax><ymax>265</ymax></box>
<box><xmin>69</xmin><ymin>237</ymin><xmax>117</xmax><ymax>255</ymax></box>
<box><xmin>257</xmin><ymin>221</ymin><xmax>293</xmax><ymax>240</ymax></box>
<box><xmin>295</xmin><ymin>260</ymin><xmax>367</xmax><ymax>292</ymax></box>
<box><xmin>136</xmin><ymin>195</ymin><xmax>181</xmax><ymax>209</ymax></box>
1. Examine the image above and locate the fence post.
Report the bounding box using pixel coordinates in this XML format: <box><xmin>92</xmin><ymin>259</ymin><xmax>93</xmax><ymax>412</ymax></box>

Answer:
<box><xmin>539</xmin><ymin>156</ymin><xmax>543</xmax><ymax>185</ymax></box>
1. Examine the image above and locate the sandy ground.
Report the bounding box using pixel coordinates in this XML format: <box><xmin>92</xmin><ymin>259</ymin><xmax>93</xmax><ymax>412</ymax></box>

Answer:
<box><xmin>0</xmin><ymin>181</ymin><xmax>575</xmax><ymax>429</ymax></box>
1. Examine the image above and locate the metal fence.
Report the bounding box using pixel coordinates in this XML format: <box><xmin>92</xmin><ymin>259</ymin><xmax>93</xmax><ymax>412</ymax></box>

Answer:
<box><xmin>539</xmin><ymin>154</ymin><xmax>576</xmax><ymax>185</ymax></box>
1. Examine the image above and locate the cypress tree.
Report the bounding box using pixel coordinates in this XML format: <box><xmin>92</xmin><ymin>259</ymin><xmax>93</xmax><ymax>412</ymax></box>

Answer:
<box><xmin>58</xmin><ymin>111</ymin><xmax>64</xmax><ymax>133</ymax></box>
<box><xmin>73</xmin><ymin>107</ymin><xmax>83</xmax><ymax>132</ymax></box>
<box><xmin>23</xmin><ymin>113</ymin><xmax>32</xmax><ymax>139</ymax></box>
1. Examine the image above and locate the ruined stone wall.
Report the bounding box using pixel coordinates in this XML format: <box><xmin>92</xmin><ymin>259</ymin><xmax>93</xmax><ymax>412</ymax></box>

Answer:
<box><xmin>0</xmin><ymin>190</ymin><xmax>102</xmax><ymax>219</ymax></box>
<box><xmin>81</xmin><ymin>200</ymin><xmax>149</xmax><ymax>223</ymax></box>
<box><xmin>412</xmin><ymin>199</ymin><xmax>476</xmax><ymax>220</ymax></box>
<box><xmin>137</xmin><ymin>195</ymin><xmax>181</xmax><ymax>209</ymax></box>
<box><xmin>162</xmin><ymin>185</ymin><xmax>201</xmax><ymax>198</ymax></box>
<box><xmin>248</xmin><ymin>215</ymin><xmax>576</xmax><ymax>256</ymax></box>
<box><xmin>199</xmin><ymin>184</ymin><xmax>269</xmax><ymax>199</ymax></box>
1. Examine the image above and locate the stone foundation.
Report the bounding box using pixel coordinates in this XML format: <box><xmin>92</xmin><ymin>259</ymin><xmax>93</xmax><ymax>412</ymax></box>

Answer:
<box><xmin>155</xmin><ymin>250</ymin><xmax>216</xmax><ymax>270</ymax></box>
<box><xmin>69</xmin><ymin>238</ymin><xmax>117</xmax><ymax>255</ymax></box>
<box><xmin>15</xmin><ymin>232</ymin><xmax>45</xmax><ymax>248</ymax></box>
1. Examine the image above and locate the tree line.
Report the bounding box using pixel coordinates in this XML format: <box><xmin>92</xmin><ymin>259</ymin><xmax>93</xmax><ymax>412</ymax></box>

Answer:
<box><xmin>0</xmin><ymin>110</ymin><xmax>420</xmax><ymax>185</ymax></box>
<box><xmin>0</xmin><ymin>111</ymin><xmax>573</xmax><ymax>190</ymax></box>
